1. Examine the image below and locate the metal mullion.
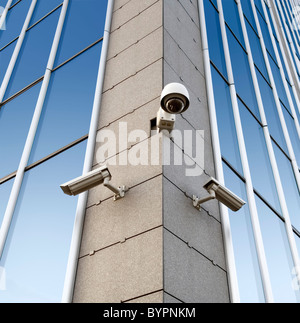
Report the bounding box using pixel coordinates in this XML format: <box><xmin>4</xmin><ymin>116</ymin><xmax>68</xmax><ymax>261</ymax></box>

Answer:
<box><xmin>257</xmin><ymin>0</ymin><xmax>300</xmax><ymax>191</ymax></box>
<box><xmin>240</xmin><ymin>0</ymin><xmax>300</xmax><ymax>295</ymax></box>
<box><xmin>280</xmin><ymin>0</ymin><xmax>300</xmax><ymax>58</ymax></box>
<box><xmin>61</xmin><ymin>0</ymin><xmax>115</xmax><ymax>303</ymax></box>
<box><xmin>218</xmin><ymin>0</ymin><xmax>274</xmax><ymax>303</ymax></box>
<box><xmin>271</xmin><ymin>1</ymin><xmax>300</xmax><ymax>105</ymax></box>
<box><xmin>0</xmin><ymin>0</ymin><xmax>69</xmax><ymax>259</ymax></box>
<box><xmin>284</xmin><ymin>0</ymin><xmax>300</xmax><ymax>47</ymax></box>
<box><xmin>0</xmin><ymin>0</ymin><xmax>13</xmax><ymax>31</ymax></box>
<box><xmin>198</xmin><ymin>0</ymin><xmax>240</xmax><ymax>303</ymax></box>
<box><xmin>275</xmin><ymin>0</ymin><xmax>300</xmax><ymax>76</ymax></box>
<box><xmin>268</xmin><ymin>0</ymin><xmax>300</xmax><ymax>118</ymax></box>
<box><xmin>0</xmin><ymin>0</ymin><xmax>37</xmax><ymax>102</ymax></box>
<box><xmin>261</xmin><ymin>1</ymin><xmax>300</xmax><ymax>139</ymax></box>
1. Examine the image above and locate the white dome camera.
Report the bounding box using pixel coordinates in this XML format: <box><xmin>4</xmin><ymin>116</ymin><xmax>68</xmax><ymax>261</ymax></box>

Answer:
<box><xmin>157</xmin><ymin>83</ymin><xmax>190</xmax><ymax>132</ymax></box>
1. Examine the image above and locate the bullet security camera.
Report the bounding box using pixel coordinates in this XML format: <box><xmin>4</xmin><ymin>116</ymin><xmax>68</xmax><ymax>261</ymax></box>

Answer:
<box><xmin>60</xmin><ymin>165</ymin><xmax>127</xmax><ymax>201</ymax></box>
<box><xmin>157</xmin><ymin>83</ymin><xmax>190</xmax><ymax>132</ymax></box>
<box><xmin>193</xmin><ymin>177</ymin><xmax>246</xmax><ymax>212</ymax></box>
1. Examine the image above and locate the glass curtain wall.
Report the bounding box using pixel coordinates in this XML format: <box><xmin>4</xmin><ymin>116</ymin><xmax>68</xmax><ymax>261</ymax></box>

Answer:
<box><xmin>0</xmin><ymin>0</ymin><xmax>108</xmax><ymax>302</ymax></box>
<box><xmin>203</xmin><ymin>0</ymin><xmax>300</xmax><ymax>302</ymax></box>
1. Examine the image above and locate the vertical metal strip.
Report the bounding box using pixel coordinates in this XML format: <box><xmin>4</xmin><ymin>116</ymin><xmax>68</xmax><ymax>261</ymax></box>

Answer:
<box><xmin>270</xmin><ymin>0</ymin><xmax>300</xmax><ymax>114</ymax></box>
<box><xmin>0</xmin><ymin>0</ymin><xmax>37</xmax><ymax>102</ymax></box>
<box><xmin>217</xmin><ymin>0</ymin><xmax>274</xmax><ymax>303</ymax></box>
<box><xmin>268</xmin><ymin>0</ymin><xmax>300</xmax><ymax>118</ymax></box>
<box><xmin>61</xmin><ymin>0</ymin><xmax>115</xmax><ymax>303</ymax></box>
<box><xmin>197</xmin><ymin>0</ymin><xmax>240</xmax><ymax>303</ymax></box>
<box><xmin>275</xmin><ymin>0</ymin><xmax>300</xmax><ymax>75</ymax></box>
<box><xmin>0</xmin><ymin>0</ymin><xmax>69</xmax><ymax>259</ymax></box>
<box><xmin>251</xmin><ymin>0</ymin><xmax>300</xmax><ymax>191</ymax></box>
<box><xmin>280</xmin><ymin>0</ymin><xmax>300</xmax><ymax>60</ymax></box>
<box><xmin>0</xmin><ymin>0</ymin><xmax>13</xmax><ymax>31</ymax></box>
<box><xmin>238</xmin><ymin>0</ymin><xmax>300</xmax><ymax>292</ymax></box>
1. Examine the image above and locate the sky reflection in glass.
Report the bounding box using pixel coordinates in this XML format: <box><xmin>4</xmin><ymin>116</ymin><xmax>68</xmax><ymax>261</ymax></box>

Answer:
<box><xmin>0</xmin><ymin>0</ymin><xmax>31</xmax><ymax>49</ymax></box>
<box><xmin>54</xmin><ymin>0</ymin><xmax>108</xmax><ymax>66</ymax></box>
<box><xmin>4</xmin><ymin>8</ymin><xmax>60</xmax><ymax>99</ymax></box>
<box><xmin>28</xmin><ymin>42</ymin><xmax>101</xmax><ymax>164</ymax></box>
<box><xmin>0</xmin><ymin>82</ymin><xmax>41</xmax><ymax>179</ymax></box>
<box><xmin>211</xmin><ymin>65</ymin><xmax>243</xmax><ymax>174</ymax></box>
<box><xmin>223</xmin><ymin>162</ymin><xmax>264</xmax><ymax>303</ymax></box>
<box><xmin>0</xmin><ymin>141</ymin><xmax>87</xmax><ymax>303</ymax></box>
<box><xmin>256</xmin><ymin>194</ymin><xmax>300</xmax><ymax>303</ymax></box>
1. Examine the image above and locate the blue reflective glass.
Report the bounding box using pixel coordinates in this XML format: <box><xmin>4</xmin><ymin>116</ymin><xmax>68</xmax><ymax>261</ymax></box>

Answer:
<box><xmin>0</xmin><ymin>0</ymin><xmax>31</xmax><ymax>48</ymax></box>
<box><xmin>0</xmin><ymin>141</ymin><xmax>87</xmax><ymax>303</ymax></box>
<box><xmin>0</xmin><ymin>179</ymin><xmax>13</xmax><ymax>227</ymax></box>
<box><xmin>246</xmin><ymin>19</ymin><xmax>269</xmax><ymax>82</ymax></box>
<box><xmin>238</xmin><ymin>98</ymin><xmax>281</xmax><ymax>212</ymax></box>
<box><xmin>29</xmin><ymin>0</ymin><xmax>62</xmax><ymax>27</ymax></box>
<box><xmin>222</xmin><ymin>0</ymin><xmax>245</xmax><ymax>49</ymax></box>
<box><xmin>223</xmin><ymin>163</ymin><xmax>264</xmax><ymax>303</ymax></box>
<box><xmin>273</xmin><ymin>141</ymin><xmax>300</xmax><ymax>231</ymax></box>
<box><xmin>256</xmin><ymin>69</ymin><xmax>288</xmax><ymax>153</ymax></box>
<box><xmin>255</xmin><ymin>195</ymin><xmax>300</xmax><ymax>303</ymax></box>
<box><xmin>0</xmin><ymin>39</ymin><xmax>16</xmax><ymax>86</ymax></box>
<box><xmin>269</xmin><ymin>54</ymin><xmax>291</xmax><ymax>113</ymax></box>
<box><xmin>29</xmin><ymin>42</ymin><xmax>101</xmax><ymax>164</ymax></box>
<box><xmin>227</xmin><ymin>27</ymin><xmax>260</xmax><ymax>119</ymax></box>
<box><xmin>281</xmin><ymin>106</ymin><xmax>300</xmax><ymax>165</ymax></box>
<box><xmin>54</xmin><ymin>0</ymin><xmax>108</xmax><ymax>66</ymax></box>
<box><xmin>204</xmin><ymin>0</ymin><xmax>228</xmax><ymax>79</ymax></box>
<box><xmin>211</xmin><ymin>65</ymin><xmax>243</xmax><ymax>174</ymax></box>
<box><xmin>240</xmin><ymin>0</ymin><xmax>257</xmax><ymax>33</ymax></box>
<box><xmin>0</xmin><ymin>82</ymin><xmax>41</xmax><ymax>179</ymax></box>
<box><xmin>256</xmin><ymin>8</ymin><xmax>277</xmax><ymax>61</ymax></box>
<box><xmin>4</xmin><ymin>8</ymin><xmax>60</xmax><ymax>99</ymax></box>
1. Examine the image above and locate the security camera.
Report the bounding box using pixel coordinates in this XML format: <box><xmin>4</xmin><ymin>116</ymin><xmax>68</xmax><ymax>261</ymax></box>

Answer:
<box><xmin>193</xmin><ymin>177</ymin><xmax>246</xmax><ymax>212</ymax></box>
<box><xmin>60</xmin><ymin>165</ymin><xmax>127</xmax><ymax>201</ymax></box>
<box><xmin>157</xmin><ymin>83</ymin><xmax>190</xmax><ymax>132</ymax></box>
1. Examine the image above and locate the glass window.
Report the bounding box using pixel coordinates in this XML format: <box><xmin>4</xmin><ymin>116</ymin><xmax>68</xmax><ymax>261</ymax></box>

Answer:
<box><xmin>255</xmin><ymin>195</ymin><xmax>300</xmax><ymax>303</ymax></box>
<box><xmin>211</xmin><ymin>65</ymin><xmax>243</xmax><ymax>174</ymax></box>
<box><xmin>222</xmin><ymin>0</ymin><xmax>245</xmax><ymax>49</ymax></box>
<box><xmin>269</xmin><ymin>54</ymin><xmax>291</xmax><ymax>114</ymax></box>
<box><xmin>0</xmin><ymin>178</ymin><xmax>14</xmax><ymax>227</ymax></box>
<box><xmin>223</xmin><ymin>162</ymin><xmax>264</xmax><ymax>303</ymax></box>
<box><xmin>204</xmin><ymin>0</ymin><xmax>228</xmax><ymax>79</ymax></box>
<box><xmin>256</xmin><ymin>8</ymin><xmax>277</xmax><ymax>61</ymax></box>
<box><xmin>273</xmin><ymin>141</ymin><xmax>300</xmax><ymax>231</ymax></box>
<box><xmin>241</xmin><ymin>0</ymin><xmax>257</xmax><ymax>33</ymax></box>
<box><xmin>28</xmin><ymin>43</ymin><xmax>101</xmax><ymax>164</ymax></box>
<box><xmin>246</xmin><ymin>18</ymin><xmax>269</xmax><ymax>82</ymax></box>
<box><xmin>238</xmin><ymin>98</ymin><xmax>281</xmax><ymax>213</ymax></box>
<box><xmin>256</xmin><ymin>68</ymin><xmax>288</xmax><ymax>153</ymax></box>
<box><xmin>29</xmin><ymin>0</ymin><xmax>62</xmax><ymax>27</ymax></box>
<box><xmin>54</xmin><ymin>0</ymin><xmax>108</xmax><ymax>66</ymax></box>
<box><xmin>0</xmin><ymin>82</ymin><xmax>41</xmax><ymax>179</ymax></box>
<box><xmin>0</xmin><ymin>0</ymin><xmax>31</xmax><ymax>48</ymax></box>
<box><xmin>281</xmin><ymin>105</ymin><xmax>300</xmax><ymax>165</ymax></box>
<box><xmin>0</xmin><ymin>39</ymin><xmax>16</xmax><ymax>86</ymax></box>
<box><xmin>227</xmin><ymin>26</ymin><xmax>260</xmax><ymax>119</ymax></box>
<box><xmin>4</xmin><ymin>8</ymin><xmax>60</xmax><ymax>99</ymax></box>
<box><xmin>0</xmin><ymin>140</ymin><xmax>87</xmax><ymax>303</ymax></box>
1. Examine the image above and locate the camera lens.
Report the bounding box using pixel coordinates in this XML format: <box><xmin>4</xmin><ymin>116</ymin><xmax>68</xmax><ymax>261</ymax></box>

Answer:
<box><xmin>165</xmin><ymin>98</ymin><xmax>185</xmax><ymax>114</ymax></box>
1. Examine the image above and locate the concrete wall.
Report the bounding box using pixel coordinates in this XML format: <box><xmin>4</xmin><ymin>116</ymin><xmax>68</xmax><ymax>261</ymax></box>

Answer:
<box><xmin>162</xmin><ymin>0</ymin><xmax>229</xmax><ymax>303</ymax></box>
<box><xmin>73</xmin><ymin>0</ymin><xmax>164</xmax><ymax>303</ymax></box>
<box><xmin>72</xmin><ymin>0</ymin><xmax>230</xmax><ymax>303</ymax></box>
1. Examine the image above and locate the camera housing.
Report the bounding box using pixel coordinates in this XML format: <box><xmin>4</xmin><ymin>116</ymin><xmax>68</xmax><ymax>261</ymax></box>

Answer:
<box><xmin>157</xmin><ymin>83</ymin><xmax>190</xmax><ymax>132</ymax></box>
<box><xmin>60</xmin><ymin>165</ymin><xmax>127</xmax><ymax>200</ymax></box>
<box><xmin>193</xmin><ymin>177</ymin><xmax>246</xmax><ymax>212</ymax></box>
